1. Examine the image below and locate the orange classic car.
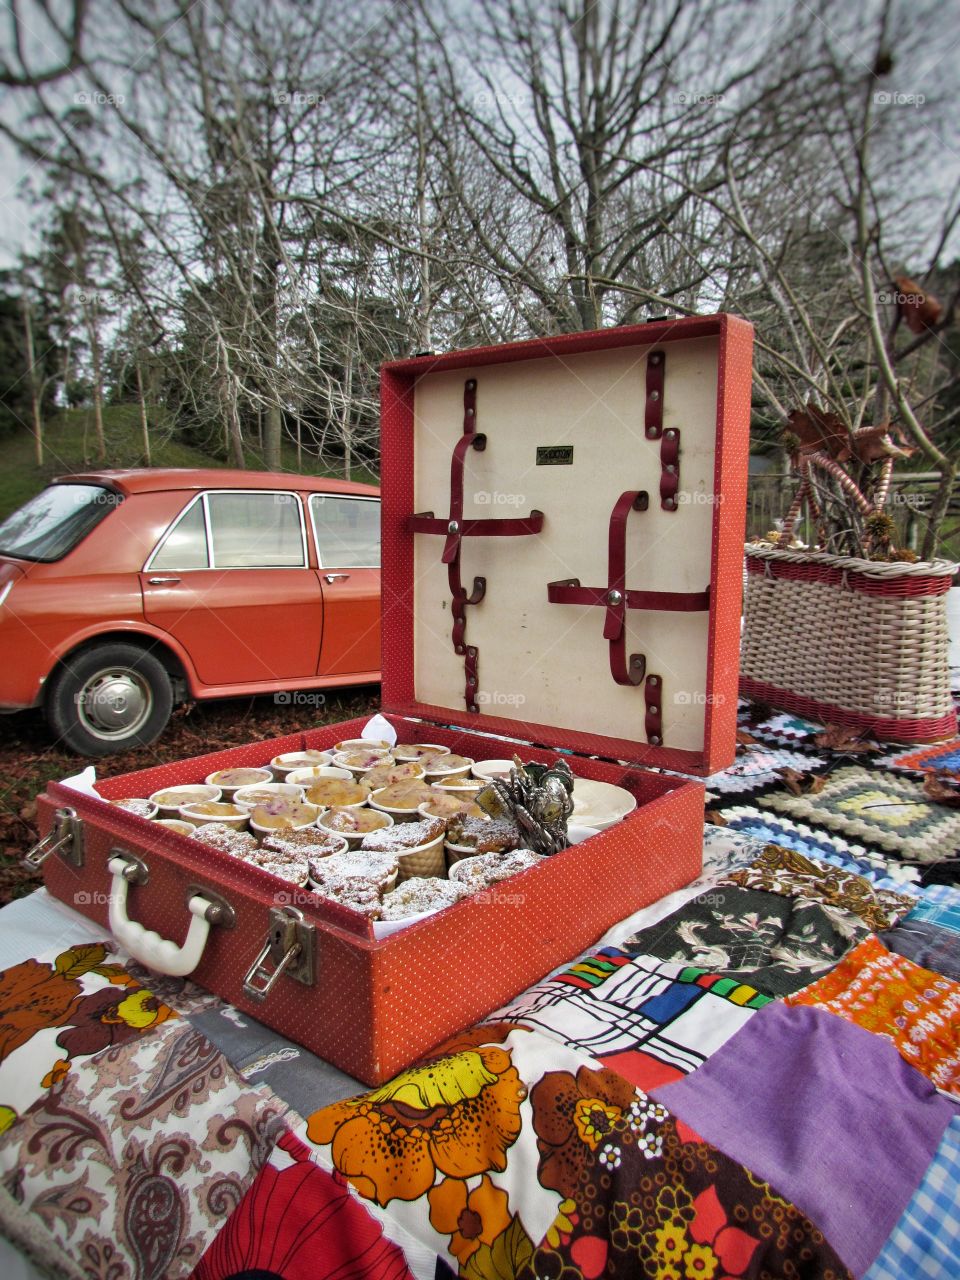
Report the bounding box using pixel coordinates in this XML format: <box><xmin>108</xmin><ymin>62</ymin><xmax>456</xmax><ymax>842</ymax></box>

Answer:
<box><xmin>0</xmin><ymin>469</ymin><xmax>381</xmax><ymax>755</ymax></box>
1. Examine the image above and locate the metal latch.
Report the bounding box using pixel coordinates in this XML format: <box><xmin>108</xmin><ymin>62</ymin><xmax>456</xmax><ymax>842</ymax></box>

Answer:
<box><xmin>22</xmin><ymin>807</ymin><xmax>85</xmax><ymax>871</ymax></box>
<box><xmin>242</xmin><ymin>907</ymin><xmax>316</xmax><ymax>1001</ymax></box>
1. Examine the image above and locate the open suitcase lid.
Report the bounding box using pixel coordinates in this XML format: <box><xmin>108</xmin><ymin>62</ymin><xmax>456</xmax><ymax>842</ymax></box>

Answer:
<box><xmin>379</xmin><ymin>314</ymin><xmax>753</xmax><ymax>777</ymax></box>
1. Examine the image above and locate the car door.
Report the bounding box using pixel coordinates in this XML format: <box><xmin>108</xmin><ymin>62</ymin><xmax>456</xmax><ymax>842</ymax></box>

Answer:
<box><xmin>141</xmin><ymin>490</ymin><xmax>323</xmax><ymax>687</ymax></box>
<box><xmin>309</xmin><ymin>493</ymin><xmax>381</xmax><ymax>676</ymax></box>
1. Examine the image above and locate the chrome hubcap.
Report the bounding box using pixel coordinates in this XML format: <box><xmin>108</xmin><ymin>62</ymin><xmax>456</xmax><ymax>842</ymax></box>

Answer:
<box><xmin>77</xmin><ymin>668</ymin><xmax>152</xmax><ymax>740</ymax></box>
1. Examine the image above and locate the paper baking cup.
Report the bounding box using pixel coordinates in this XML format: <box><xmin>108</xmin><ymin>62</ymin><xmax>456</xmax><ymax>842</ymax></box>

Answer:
<box><xmin>395</xmin><ymin>836</ymin><xmax>446</xmax><ymax>882</ymax></box>
<box><xmin>315</xmin><ymin>808</ymin><xmax>394</xmax><ymax>848</ymax></box>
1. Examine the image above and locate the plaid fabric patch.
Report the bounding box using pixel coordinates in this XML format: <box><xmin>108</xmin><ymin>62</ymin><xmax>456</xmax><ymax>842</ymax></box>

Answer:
<box><xmin>908</xmin><ymin>891</ymin><xmax>960</xmax><ymax>937</ymax></box>
<box><xmin>864</xmin><ymin>1116</ymin><xmax>960</xmax><ymax>1279</ymax></box>
<box><xmin>488</xmin><ymin>949</ymin><xmax>764</xmax><ymax>1076</ymax></box>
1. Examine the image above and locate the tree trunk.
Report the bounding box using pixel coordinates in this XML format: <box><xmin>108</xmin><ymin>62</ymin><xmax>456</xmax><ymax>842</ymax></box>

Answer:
<box><xmin>20</xmin><ymin>294</ymin><xmax>43</xmax><ymax>466</ymax></box>
<box><xmin>135</xmin><ymin>360</ymin><xmax>151</xmax><ymax>464</ymax></box>
<box><xmin>265</xmin><ymin>402</ymin><xmax>282</xmax><ymax>470</ymax></box>
<box><xmin>84</xmin><ymin>299</ymin><xmax>106</xmax><ymax>463</ymax></box>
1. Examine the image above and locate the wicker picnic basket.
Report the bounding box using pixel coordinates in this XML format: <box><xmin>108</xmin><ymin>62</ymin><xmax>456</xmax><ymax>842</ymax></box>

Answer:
<box><xmin>740</xmin><ymin>543</ymin><xmax>958</xmax><ymax>743</ymax></box>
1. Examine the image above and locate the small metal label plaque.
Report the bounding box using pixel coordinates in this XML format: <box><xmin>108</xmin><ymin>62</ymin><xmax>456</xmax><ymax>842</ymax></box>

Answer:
<box><xmin>536</xmin><ymin>445</ymin><xmax>574</xmax><ymax>465</ymax></box>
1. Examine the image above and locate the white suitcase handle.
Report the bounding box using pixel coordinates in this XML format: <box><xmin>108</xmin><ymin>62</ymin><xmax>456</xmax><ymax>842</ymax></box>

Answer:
<box><xmin>107</xmin><ymin>854</ymin><xmax>229</xmax><ymax>977</ymax></box>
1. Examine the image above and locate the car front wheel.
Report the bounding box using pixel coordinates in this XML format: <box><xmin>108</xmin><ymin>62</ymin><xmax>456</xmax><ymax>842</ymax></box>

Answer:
<box><xmin>45</xmin><ymin>643</ymin><xmax>174</xmax><ymax>757</ymax></box>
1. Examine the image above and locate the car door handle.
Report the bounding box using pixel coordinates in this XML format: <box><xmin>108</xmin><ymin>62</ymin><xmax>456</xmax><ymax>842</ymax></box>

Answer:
<box><xmin>324</xmin><ymin>573</ymin><xmax>349</xmax><ymax>583</ymax></box>
<box><xmin>148</xmin><ymin>576</ymin><xmax>181</xmax><ymax>585</ymax></box>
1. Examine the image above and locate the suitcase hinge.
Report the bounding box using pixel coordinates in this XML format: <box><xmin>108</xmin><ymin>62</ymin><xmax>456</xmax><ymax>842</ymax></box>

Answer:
<box><xmin>22</xmin><ymin>807</ymin><xmax>85</xmax><ymax>872</ymax></box>
<box><xmin>242</xmin><ymin>907</ymin><xmax>316</xmax><ymax>1001</ymax></box>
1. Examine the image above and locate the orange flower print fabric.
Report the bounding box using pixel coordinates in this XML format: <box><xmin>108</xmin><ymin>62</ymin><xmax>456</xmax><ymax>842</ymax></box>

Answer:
<box><xmin>306</xmin><ymin>1037</ymin><xmax>526</xmax><ymax>1206</ymax></box>
<box><xmin>0</xmin><ymin>942</ymin><xmax>177</xmax><ymax>1126</ymax></box>
<box><xmin>787</xmin><ymin>935</ymin><xmax>960</xmax><ymax>1097</ymax></box>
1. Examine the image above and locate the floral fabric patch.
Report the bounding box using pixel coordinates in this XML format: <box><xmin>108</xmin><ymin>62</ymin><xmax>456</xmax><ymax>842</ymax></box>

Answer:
<box><xmin>786</xmin><ymin>935</ymin><xmax>960</xmax><ymax>1097</ymax></box>
<box><xmin>0</xmin><ymin>1018</ymin><xmax>287</xmax><ymax>1279</ymax></box>
<box><xmin>721</xmin><ymin>844</ymin><xmax>917</xmax><ymax>931</ymax></box>
<box><xmin>0</xmin><ymin>941</ymin><xmax>177</xmax><ymax>1127</ymax></box>
<box><xmin>619</xmin><ymin>886</ymin><xmax>869</xmax><ymax>998</ymax></box>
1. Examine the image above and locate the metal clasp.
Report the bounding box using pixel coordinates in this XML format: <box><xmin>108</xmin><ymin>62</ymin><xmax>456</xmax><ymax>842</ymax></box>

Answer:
<box><xmin>22</xmin><ymin>807</ymin><xmax>85</xmax><ymax>871</ymax></box>
<box><xmin>242</xmin><ymin>907</ymin><xmax>316</xmax><ymax>1001</ymax></box>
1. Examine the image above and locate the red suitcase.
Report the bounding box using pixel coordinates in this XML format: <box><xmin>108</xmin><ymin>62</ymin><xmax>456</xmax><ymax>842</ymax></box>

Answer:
<box><xmin>35</xmin><ymin>314</ymin><xmax>753</xmax><ymax>1085</ymax></box>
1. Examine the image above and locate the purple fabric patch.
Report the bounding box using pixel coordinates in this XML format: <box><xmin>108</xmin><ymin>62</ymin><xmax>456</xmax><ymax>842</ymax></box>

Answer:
<box><xmin>652</xmin><ymin>1003</ymin><xmax>955</xmax><ymax>1277</ymax></box>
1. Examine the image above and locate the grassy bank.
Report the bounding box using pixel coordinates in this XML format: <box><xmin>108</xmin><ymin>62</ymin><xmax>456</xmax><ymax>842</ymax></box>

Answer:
<box><xmin>0</xmin><ymin>405</ymin><xmax>379</xmax><ymax>520</ymax></box>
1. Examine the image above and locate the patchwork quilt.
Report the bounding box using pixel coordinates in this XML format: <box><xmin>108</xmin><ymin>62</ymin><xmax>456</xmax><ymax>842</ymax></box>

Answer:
<box><xmin>0</xmin><ymin>713</ymin><xmax>959</xmax><ymax>1280</ymax></box>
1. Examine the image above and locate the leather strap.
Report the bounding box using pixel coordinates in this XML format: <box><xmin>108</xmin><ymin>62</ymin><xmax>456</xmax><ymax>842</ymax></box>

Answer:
<box><xmin>409</xmin><ymin>375</ymin><xmax>544</xmax><ymax>712</ymax></box>
<box><xmin>645</xmin><ymin>350</ymin><xmax>665</xmax><ymax>439</ymax></box>
<box><xmin>660</xmin><ymin>427</ymin><xmax>680</xmax><ymax>511</ymax></box>
<box><xmin>645</xmin><ymin>674</ymin><xmax>663</xmax><ymax>745</ymax></box>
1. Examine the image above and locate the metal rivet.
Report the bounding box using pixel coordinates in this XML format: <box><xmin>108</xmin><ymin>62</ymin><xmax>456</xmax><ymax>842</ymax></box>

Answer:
<box><xmin>667</xmin><ymin>464</ymin><xmax>676</xmax><ymax>473</ymax></box>
<box><xmin>650</xmin><ymin>353</ymin><xmax>660</xmax><ymax>364</ymax></box>
<box><xmin>631</xmin><ymin>656</ymin><xmax>643</xmax><ymax>668</ymax></box>
<box><xmin>650</xmin><ymin>705</ymin><xmax>659</xmax><ymax>714</ymax></box>
<box><xmin>650</xmin><ymin>677</ymin><xmax>659</xmax><ymax>684</ymax></box>
<box><xmin>647</xmin><ymin>427</ymin><xmax>658</xmax><ymax>437</ymax></box>
<box><xmin>466</xmin><ymin>407</ymin><xmax>474</xmax><ymax>415</ymax></box>
<box><xmin>650</xmin><ymin>390</ymin><xmax>660</xmax><ymax>401</ymax></box>
<box><xmin>606</xmin><ymin>589</ymin><xmax>623</xmax><ymax>606</ymax></box>
<box><xmin>650</xmin><ymin>735</ymin><xmax>661</xmax><ymax>745</ymax></box>
<box><xmin>448</xmin><ymin>520</ymin><xmax>459</xmax><ymax>533</ymax></box>
<box><xmin>666</xmin><ymin>429</ymin><xmax>676</xmax><ymax>437</ymax></box>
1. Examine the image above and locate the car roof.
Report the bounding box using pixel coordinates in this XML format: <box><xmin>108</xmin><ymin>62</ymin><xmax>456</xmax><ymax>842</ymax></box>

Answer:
<box><xmin>52</xmin><ymin>468</ymin><xmax>380</xmax><ymax>498</ymax></box>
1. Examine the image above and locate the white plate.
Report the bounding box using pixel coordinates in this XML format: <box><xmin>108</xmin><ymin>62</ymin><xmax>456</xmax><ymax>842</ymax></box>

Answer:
<box><xmin>570</xmin><ymin>779</ymin><xmax>637</xmax><ymax>830</ymax></box>
<box><xmin>470</xmin><ymin>759</ymin><xmax>516</xmax><ymax>782</ymax></box>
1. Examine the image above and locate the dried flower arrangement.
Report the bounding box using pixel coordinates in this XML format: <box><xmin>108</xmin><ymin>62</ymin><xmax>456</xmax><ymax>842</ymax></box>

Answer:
<box><xmin>757</xmin><ymin>402</ymin><xmax>920</xmax><ymax>562</ymax></box>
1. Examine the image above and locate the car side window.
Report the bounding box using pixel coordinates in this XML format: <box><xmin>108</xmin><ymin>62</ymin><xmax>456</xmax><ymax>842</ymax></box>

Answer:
<box><xmin>310</xmin><ymin>495</ymin><xmax>381</xmax><ymax>568</ymax></box>
<box><xmin>150</xmin><ymin>497</ymin><xmax>209</xmax><ymax>569</ymax></box>
<box><xmin>206</xmin><ymin>492</ymin><xmax>306</xmax><ymax>567</ymax></box>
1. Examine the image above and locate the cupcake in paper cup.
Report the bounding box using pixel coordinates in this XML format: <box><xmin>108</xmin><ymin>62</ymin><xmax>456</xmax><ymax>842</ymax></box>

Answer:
<box><xmin>333</xmin><ymin>737</ymin><xmax>393</xmax><ymax>755</ymax></box>
<box><xmin>303</xmin><ymin>777</ymin><xmax>367</xmax><ymax>810</ymax></box>
<box><xmin>179</xmin><ymin>800</ymin><xmax>249</xmax><ymax>830</ymax></box>
<box><xmin>316</xmin><ymin>805</ymin><xmax>394</xmax><ymax>848</ymax></box>
<box><xmin>285</xmin><ymin>764</ymin><xmax>353</xmax><ymax>786</ymax></box>
<box><xmin>360</xmin><ymin>815</ymin><xmax>447</xmax><ymax>881</ymax></box>
<box><xmin>232</xmin><ymin>782</ymin><xmax>305</xmax><ymax>810</ymax></box>
<box><xmin>333</xmin><ymin>748</ymin><xmax>396</xmax><ymax>778</ymax></box>
<box><xmin>359</xmin><ymin>759</ymin><xmax>426</xmax><ymax>794</ymax></box>
<box><xmin>422</xmin><ymin>753</ymin><xmax>474</xmax><ymax>782</ymax></box>
<box><xmin>204</xmin><ymin>767</ymin><xmax>273</xmax><ymax>798</ymax></box>
<box><xmin>150</xmin><ymin>783</ymin><xmax>221</xmax><ymax>816</ymax></box>
<box><xmin>374</xmin><ymin>877</ymin><xmax>465</xmax><ymax>937</ymax></box>
<box><xmin>269</xmin><ymin>750</ymin><xmax>333</xmax><ymax>780</ymax></box>
<box><xmin>368</xmin><ymin>780</ymin><xmax>436</xmax><ymax>822</ymax></box>
<box><xmin>392</xmin><ymin>742</ymin><xmax>451</xmax><ymax>764</ymax></box>
<box><xmin>109</xmin><ymin>797</ymin><xmax>159</xmax><ymax>820</ymax></box>
<box><xmin>417</xmin><ymin>791</ymin><xmax>485</xmax><ymax>823</ymax></box>
<box><xmin>249</xmin><ymin>799</ymin><xmax>323</xmax><ymax>836</ymax></box>
<box><xmin>443</xmin><ymin>815</ymin><xmax>522</xmax><ymax>867</ymax></box>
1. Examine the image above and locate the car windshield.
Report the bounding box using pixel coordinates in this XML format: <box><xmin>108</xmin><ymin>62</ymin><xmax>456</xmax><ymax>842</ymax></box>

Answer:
<box><xmin>0</xmin><ymin>483</ymin><xmax>122</xmax><ymax>562</ymax></box>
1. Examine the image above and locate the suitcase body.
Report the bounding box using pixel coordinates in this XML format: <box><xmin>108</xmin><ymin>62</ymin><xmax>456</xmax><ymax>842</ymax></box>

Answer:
<box><xmin>37</xmin><ymin>315</ymin><xmax>753</xmax><ymax>1084</ymax></box>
